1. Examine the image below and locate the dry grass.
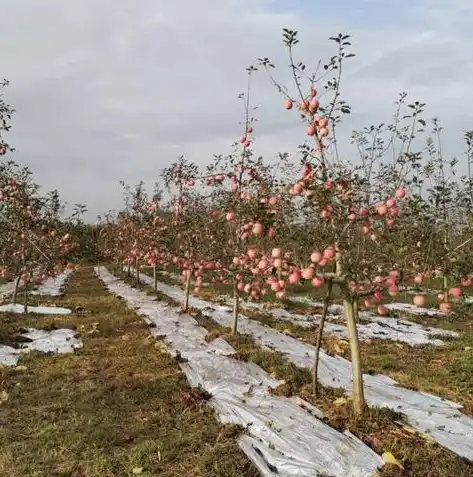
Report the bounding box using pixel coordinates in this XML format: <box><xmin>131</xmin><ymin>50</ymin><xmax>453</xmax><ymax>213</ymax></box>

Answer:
<box><xmin>0</xmin><ymin>267</ymin><xmax>258</xmax><ymax>477</ymax></box>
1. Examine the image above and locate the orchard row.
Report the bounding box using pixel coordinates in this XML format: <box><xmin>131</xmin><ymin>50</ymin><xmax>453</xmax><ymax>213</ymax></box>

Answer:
<box><xmin>98</xmin><ymin>31</ymin><xmax>473</xmax><ymax>415</ymax></box>
<box><xmin>2</xmin><ymin>30</ymin><xmax>473</xmax><ymax>417</ymax></box>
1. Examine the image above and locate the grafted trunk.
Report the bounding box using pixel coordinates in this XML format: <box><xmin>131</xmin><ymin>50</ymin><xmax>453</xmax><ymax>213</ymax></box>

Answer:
<box><xmin>313</xmin><ymin>279</ymin><xmax>333</xmax><ymax>397</ymax></box>
<box><xmin>335</xmin><ymin>240</ymin><xmax>365</xmax><ymax>416</ymax></box>
<box><xmin>23</xmin><ymin>281</ymin><xmax>28</xmax><ymax>314</ymax></box>
<box><xmin>231</xmin><ymin>281</ymin><xmax>240</xmax><ymax>335</ymax></box>
<box><xmin>135</xmin><ymin>258</ymin><xmax>140</xmax><ymax>285</ymax></box>
<box><xmin>443</xmin><ymin>274</ymin><xmax>449</xmax><ymax>303</ymax></box>
<box><xmin>153</xmin><ymin>266</ymin><xmax>158</xmax><ymax>291</ymax></box>
<box><xmin>353</xmin><ymin>298</ymin><xmax>359</xmax><ymax>323</ymax></box>
<box><xmin>12</xmin><ymin>275</ymin><xmax>21</xmax><ymax>304</ymax></box>
<box><xmin>344</xmin><ymin>297</ymin><xmax>364</xmax><ymax>416</ymax></box>
<box><xmin>183</xmin><ymin>273</ymin><xmax>192</xmax><ymax>312</ymax></box>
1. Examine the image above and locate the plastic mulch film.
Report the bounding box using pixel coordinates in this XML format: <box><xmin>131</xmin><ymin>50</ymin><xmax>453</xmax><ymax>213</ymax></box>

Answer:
<box><xmin>0</xmin><ymin>328</ymin><xmax>82</xmax><ymax>366</ymax></box>
<box><xmin>97</xmin><ymin>266</ymin><xmax>384</xmax><ymax>477</ymax></box>
<box><xmin>133</xmin><ymin>268</ymin><xmax>473</xmax><ymax>462</ymax></box>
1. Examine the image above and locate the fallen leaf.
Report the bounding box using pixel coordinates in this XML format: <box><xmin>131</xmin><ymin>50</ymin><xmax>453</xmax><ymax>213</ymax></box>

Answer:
<box><xmin>333</xmin><ymin>343</ymin><xmax>343</xmax><ymax>354</ymax></box>
<box><xmin>382</xmin><ymin>451</ymin><xmax>404</xmax><ymax>470</ymax></box>
<box><xmin>333</xmin><ymin>397</ymin><xmax>348</xmax><ymax>406</ymax></box>
<box><xmin>0</xmin><ymin>390</ymin><xmax>9</xmax><ymax>403</ymax></box>
<box><xmin>132</xmin><ymin>468</ymin><xmax>143</xmax><ymax>475</ymax></box>
<box><xmin>154</xmin><ymin>342</ymin><xmax>167</xmax><ymax>352</ymax></box>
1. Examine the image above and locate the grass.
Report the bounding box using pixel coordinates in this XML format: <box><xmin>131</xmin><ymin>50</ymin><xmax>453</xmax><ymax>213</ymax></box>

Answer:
<box><xmin>235</xmin><ymin>305</ymin><xmax>473</xmax><ymax>415</ymax></box>
<box><xmin>129</xmin><ymin>266</ymin><xmax>473</xmax><ymax>477</ymax></box>
<box><xmin>0</xmin><ymin>266</ymin><xmax>258</xmax><ymax>477</ymax></box>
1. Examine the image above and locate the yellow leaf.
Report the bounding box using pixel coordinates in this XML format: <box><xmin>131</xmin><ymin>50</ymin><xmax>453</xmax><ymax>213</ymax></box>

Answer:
<box><xmin>333</xmin><ymin>397</ymin><xmax>348</xmax><ymax>406</ymax></box>
<box><xmin>0</xmin><ymin>390</ymin><xmax>9</xmax><ymax>403</ymax></box>
<box><xmin>382</xmin><ymin>452</ymin><xmax>404</xmax><ymax>470</ymax></box>
<box><xmin>333</xmin><ymin>343</ymin><xmax>343</xmax><ymax>354</ymax></box>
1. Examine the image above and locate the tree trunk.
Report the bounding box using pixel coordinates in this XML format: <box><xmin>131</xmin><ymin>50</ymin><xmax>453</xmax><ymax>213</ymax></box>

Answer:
<box><xmin>353</xmin><ymin>298</ymin><xmax>359</xmax><ymax>323</ymax></box>
<box><xmin>231</xmin><ymin>281</ymin><xmax>239</xmax><ymax>335</ymax></box>
<box><xmin>443</xmin><ymin>274</ymin><xmax>449</xmax><ymax>303</ymax></box>
<box><xmin>313</xmin><ymin>279</ymin><xmax>333</xmax><ymax>397</ymax></box>
<box><xmin>12</xmin><ymin>275</ymin><xmax>21</xmax><ymax>304</ymax></box>
<box><xmin>335</xmin><ymin>239</ymin><xmax>365</xmax><ymax>416</ymax></box>
<box><xmin>442</xmin><ymin>212</ymin><xmax>449</xmax><ymax>302</ymax></box>
<box><xmin>183</xmin><ymin>273</ymin><xmax>192</xmax><ymax>312</ymax></box>
<box><xmin>23</xmin><ymin>281</ymin><xmax>28</xmax><ymax>314</ymax></box>
<box><xmin>153</xmin><ymin>266</ymin><xmax>158</xmax><ymax>291</ymax></box>
<box><xmin>344</xmin><ymin>297</ymin><xmax>365</xmax><ymax>416</ymax></box>
<box><xmin>127</xmin><ymin>263</ymin><xmax>131</xmax><ymax>277</ymax></box>
<box><xmin>135</xmin><ymin>258</ymin><xmax>140</xmax><ymax>286</ymax></box>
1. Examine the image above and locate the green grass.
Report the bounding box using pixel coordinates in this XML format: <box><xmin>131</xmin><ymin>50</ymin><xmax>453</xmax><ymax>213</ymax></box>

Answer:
<box><xmin>0</xmin><ymin>266</ymin><xmax>258</xmax><ymax>477</ymax></box>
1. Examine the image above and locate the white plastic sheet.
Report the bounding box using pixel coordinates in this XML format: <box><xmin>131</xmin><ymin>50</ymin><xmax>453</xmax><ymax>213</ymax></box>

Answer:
<box><xmin>267</xmin><ymin>306</ymin><xmax>457</xmax><ymax>346</ymax></box>
<box><xmin>402</xmin><ymin>286</ymin><xmax>441</xmax><ymax>295</ymax></box>
<box><xmin>136</xmin><ymin>270</ymin><xmax>458</xmax><ymax>346</ymax></box>
<box><xmin>97</xmin><ymin>266</ymin><xmax>384</xmax><ymax>477</ymax></box>
<box><xmin>0</xmin><ymin>303</ymin><xmax>72</xmax><ymax>314</ymax></box>
<box><xmin>0</xmin><ymin>328</ymin><xmax>82</xmax><ymax>366</ymax></box>
<box><xmin>384</xmin><ymin>302</ymin><xmax>446</xmax><ymax>316</ymax></box>
<box><xmin>135</xmin><ymin>268</ymin><xmax>457</xmax><ymax>345</ymax></box>
<box><xmin>31</xmin><ymin>269</ymin><xmax>74</xmax><ymax>296</ymax></box>
<box><xmin>0</xmin><ymin>277</ymin><xmax>32</xmax><ymax>300</ymax></box>
<box><xmin>292</xmin><ymin>296</ymin><xmax>448</xmax><ymax>317</ymax></box>
<box><xmin>0</xmin><ymin>269</ymin><xmax>73</xmax><ymax>301</ymax></box>
<box><xmin>134</xmin><ymin>269</ymin><xmax>473</xmax><ymax>462</ymax></box>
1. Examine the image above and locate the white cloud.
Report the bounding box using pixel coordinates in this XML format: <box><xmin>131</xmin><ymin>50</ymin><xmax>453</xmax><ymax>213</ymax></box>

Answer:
<box><xmin>0</xmin><ymin>0</ymin><xmax>471</xmax><ymax>221</ymax></box>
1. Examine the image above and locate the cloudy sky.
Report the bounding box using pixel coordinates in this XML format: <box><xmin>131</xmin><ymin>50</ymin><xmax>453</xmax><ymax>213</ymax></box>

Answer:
<box><xmin>0</xmin><ymin>0</ymin><xmax>472</xmax><ymax>221</ymax></box>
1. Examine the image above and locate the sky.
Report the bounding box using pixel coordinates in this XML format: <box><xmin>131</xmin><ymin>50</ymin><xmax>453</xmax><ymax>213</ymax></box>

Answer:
<box><xmin>0</xmin><ymin>0</ymin><xmax>472</xmax><ymax>222</ymax></box>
